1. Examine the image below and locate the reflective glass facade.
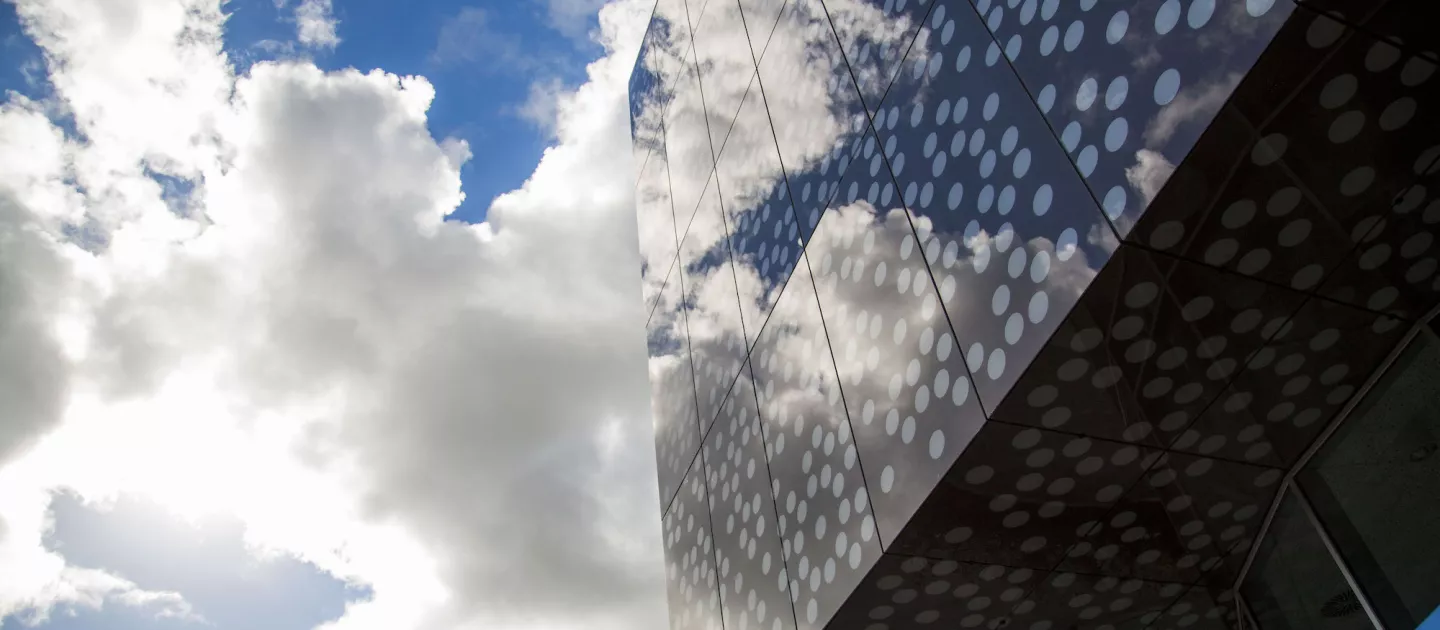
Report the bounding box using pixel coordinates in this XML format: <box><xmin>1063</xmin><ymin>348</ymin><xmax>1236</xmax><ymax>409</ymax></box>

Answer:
<box><xmin>628</xmin><ymin>1</ymin><xmax>1440</xmax><ymax>628</ymax></box>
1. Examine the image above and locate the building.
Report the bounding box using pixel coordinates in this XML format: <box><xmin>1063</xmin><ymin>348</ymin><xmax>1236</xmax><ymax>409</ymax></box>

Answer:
<box><xmin>626</xmin><ymin>0</ymin><xmax>1440</xmax><ymax>629</ymax></box>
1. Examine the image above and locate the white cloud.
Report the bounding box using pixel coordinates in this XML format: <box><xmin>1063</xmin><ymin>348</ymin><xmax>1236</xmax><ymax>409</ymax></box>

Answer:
<box><xmin>517</xmin><ymin>77</ymin><xmax>567</xmax><ymax>137</ymax></box>
<box><xmin>1126</xmin><ymin>148</ymin><xmax>1177</xmax><ymax>206</ymax></box>
<box><xmin>0</xmin><ymin>561</ymin><xmax>204</xmax><ymax>626</ymax></box>
<box><xmin>540</xmin><ymin>0</ymin><xmax>607</xmax><ymax>42</ymax></box>
<box><xmin>0</xmin><ymin>0</ymin><xmax>667</xmax><ymax>629</ymax></box>
<box><xmin>431</xmin><ymin>7</ymin><xmax>557</xmax><ymax>75</ymax></box>
<box><xmin>1143</xmin><ymin>72</ymin><xmax>1242</xmax><ymax>147</ymax></box>
<box><xmin>294</xmin><ymin>0</ymin><xmax>340</xmax><ymax>49</ymax></box>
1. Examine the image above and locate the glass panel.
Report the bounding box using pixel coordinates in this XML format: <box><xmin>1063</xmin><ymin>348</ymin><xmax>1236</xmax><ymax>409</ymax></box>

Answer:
<box><xmin>870</xmin><ymin>0</ymin><xmax>1117</xmax><ymax>413</ymax></box>
<box><xmin>1300</xmin><ymin>326</ymin><xmax>1440</xmax><ymax>629</ymax></box>
<box><xmin>828</xmin><ymin>0</ymin><xmax>931</xmax><ymax>115</ymax></box>
<box><xmin>661</xmin><ymin>452</ymin><xmax>724</xmax><ymax>630</ymax></box>
<box><xmin>1241</xmin><ymin>491</ymin><xmax>1372</xmax><ymax>630</ymax></box>
<box><xmin>632</xmin><ymin>0</ymin><xmax>692</xmax><ymax>136</ymax></box>
<box><xmin>668</xmin><ymin>43</ymin><xmax>719</xmax><ymax>232</ymax></box>
<box><xmin>702</xmin><ymin>368</ymin><xmax>799</xmax><ymax>630</ymax></box>
<box><xmin>714</xmin><ymin>63</ymin><xmax>801</xmax><ymax>350</ymax></box>
<box><xmin>691</xmin><ymin>0</ymin><xmax>759</xmax><ymax>161</ymax></box>
<box><xmin>650</xmin><ymin>259</ymin><xmax>703</xmax><ymax>511</ymax></box>
<box><xmin>749</xmin><ymin>257</ymin><xmax>883</xmax><ymax>630</ymax></box>
<box><xmin>968</xmin><ymin>0</ymin><xmax>1293</xmax><ymax>236</ymax></box>
<box><xmin>680</xmin><ymin>173</ymin><xmax>749</xmax><ymax>435</ymax></box>
<box><xmin>753</xmin><ymin>0</ymin><xmax>879</xmax><ymax>245</ymax></box>
<box><xmin>736</xmin><ymin>0</ymin><xmax>785</xmax><ymax>62</ymax></box>
<box><xmin>806</xmin><ymin>183</ymin><xmax>988</xmax><ymax>552</ymax></box>
<box><xmin>636</xmin><ymin>141</ymin><xmax>679</xmax><ymax>317</ymax></box>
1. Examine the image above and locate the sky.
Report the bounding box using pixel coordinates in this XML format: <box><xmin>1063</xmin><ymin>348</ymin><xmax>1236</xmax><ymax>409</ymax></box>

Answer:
<box><xmin>2</xmin><ymin>0</ymin><xmax>604</xmax><ymax>223</ymax></box>
<box><xmin>0</xmin><ymin>0</ymin><xmax>669</xmax><ymax>629</ymax></box>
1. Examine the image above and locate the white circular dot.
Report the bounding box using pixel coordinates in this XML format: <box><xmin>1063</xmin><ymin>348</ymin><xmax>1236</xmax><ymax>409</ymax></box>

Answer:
<box><xmin>1077</xmin><ymin>146</ymin><xmax>1098</xmax><ymax>176</ymax></box>
<box><xmin>1030</xmin><ymin>251</ymin><xmax>1051</xmax><ymax>283</ymax></box>
<box><xmin>1366</xmin><ymin>41</ymin><xmax>1401</xmax><ymax>72</ymax></box>
<box><xmin>1268</xmin><ymin>187</ymin><xmax>1301</xmax><ymax>216</ymax></box>
<box><xmin>1155</xmin><ymin>0</ymin><xmax>1180</xmax><ymax>34</ymax></box>
<box><xmin>1076</xmin><ymin>78</ymin><xmax>1098</xmax><ymax>111</ymax></box>
<box><xmin>1247</xmin><ymin>0</ymin><xmax>1275</xmax><ymax>17</ymax></box>
<box><xmin>954</xmin><ymin>45</ymin><xmax>971</xmax><ymax>73</ymax></box>
<box><xmin>1005</xmin><ymin>313</ymin><xmax>1024</xmax><ymax>344</ymax></box>
<box><xmin>1154</xmin><ymin>69</ymin><xmax>1181</xmax><ymax>105</ymax></box>
<box><xmin>1062</xmin><ymin>121</ymin><xmax>1082</xmax><ymax>151</ymax></box>
<box><xmin>1040</xmin><ymin>25</ymin><xmax>1059</xmax><ymax>55</ymax></box>
<box><xmin>1320</xmin><ymin>74</ymin><xmax>1357</xmax><ymax>109</ymax></box>
<box><xmin>1252</xmin><ymin>134</ymin><xmax>1287</xmax><ymax>166</ymax></box>
<box><xmin>1307</xmin><ymin>14</ymin><xmax>1345</xmax><ymax>48</ymax></box>
<box><xmin>1341</xmin><ymin>167</ymin><xmax>1375</xmax><ymax>196</ymax></box>
<box><xmin>1150</xmin><ymin>221</ymin><xmax>1184</xmax><ymax>249</ymax></box>
<box><xmin>1106</xmin><ymin>76</ymin><xmax>1128</xmax><ymax>110</ymax></box>
<box><xmin>1380</xmin><ymin>98</ymin><xmax>1417</xmax><ymax>131</ymax></box>
<box><xmin>1034</xmin><ymin>185</ymin><xmax>1053</xmax><ymax>216</ymax></box>
<box><xmin>1103</xmin><ymin>186</ymin><xmax>1126</xmax><ymax>219</ymax></box>
<box><xmin>1107</xmin><ymin>10</ymin><xmax>1128</xmax><ymax>44</ymax></box>
<box><xmin>1222</xmin><ymin>199</ymin><xmax>1256</xmax><ymax>228</ymax></box>
<box><xmin>1064</xmin><ymin>20</ymin><xmax>1084</xmax><ymax>51</ymax></box>
<box><xmin>1187</xmin><ymin>0</ymin><xmax>1215</xmax><ymax>29</ymax></box>
<box><xmin>993</xmin><ymin>285</ymin><xmax>1011</xmax><ymax>315</ymax></box>
<box><xmin>929</xmin><ymin>431</ymin><xmax>946</xmax><ymax>459</ymax></box>
<box><xmin>1029</xmin><ymin>292</ymin><xmax>1049</xmax><ymax>323</ymax></box>
<box><xmin>1105</xmin><ymin>118</ymin><xmax>1128</xmax><ymax>152</ymax></box>
<box><xmin>1401</xmin><ymin>57</ymin><xmax>1437</xmax><ymax>86</ymax></box>
<box><xmin>1277</xmin><ymin>219</ymin><xmax>1312</xmax><ymax>248</ymax></box>
<box><xmin>1037</xmin><ymin>84</ymin><xmax>1057</xmax><ymax>113</ymax></box>
<box><xmin>1329</xmin><ymin>111</ymin><xmax>1365</xmax><ymax>144</ymax></box>
<box><xmin>1056</xmin><ymin>229</ymin><xmax>1077</xmax><ymax>261</ymax></box>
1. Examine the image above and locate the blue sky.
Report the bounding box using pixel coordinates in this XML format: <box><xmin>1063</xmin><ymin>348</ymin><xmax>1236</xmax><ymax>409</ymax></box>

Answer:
<box><xmin>1</xmin><ymin>0</ymin><xmax>600</xmax><ymax>224</ymax></box>
<box><xmin>0</xmin><ymin>1</ymin><xmax>612</xmax><ymax>628</ymax></box>
<box><xmin>1</xmin><ymin>493</ymin><xmax>370</xmax><ymax>630</ymax></box>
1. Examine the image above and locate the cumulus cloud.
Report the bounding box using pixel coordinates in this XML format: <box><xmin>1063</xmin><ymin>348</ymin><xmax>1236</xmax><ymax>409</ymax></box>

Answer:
<box><xmin>0</xmin><ymin>0</ymin><xmax>667</xmax><ymax>629</ymax></box>
<box><xmin>541</xmin><ymin>0</ymin><xmax>608</xmax><ymax>42</ymax></box>
<box><xmin>1125</xmin><ymin>148</ymin><xmax>1177</xmax><ymax>206</ymax></box>
<box><xmin>1143</xmin><ymin>72</ymin><xmax>1243</xmax><ymax>147</ymax></box>
<box><xmin>430</xmin><ymin>7</ymin><xmax>562</xmax><ymax>76</ymax></box>
<box><xmin>0</xmin><ymin>562</ymin><xmax>203</xmax><ymax>625</ymax></box>
<box><xmin>294</xmin><ymin>0</ymin><xmax>340</xmax><ymax>49</ymax></box>
<box><xmin>517</xmin><ymin>76</ymin><xmax>567</xmax><ymax>137</ymax></box>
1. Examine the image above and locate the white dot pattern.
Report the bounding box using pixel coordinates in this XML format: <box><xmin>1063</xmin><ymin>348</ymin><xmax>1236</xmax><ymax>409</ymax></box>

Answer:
<box><xmin>650</xmin><ymin>259</ymin><xmax>706</xmax><ymax>512</ymax></box>
<box><xmin>975</xmin><ymin>0</ymin><xmax>1294</xmax><ymax>236</ymax></box>
<box><xmin>681</xmin><ymin>180</ymin><xmax>754</xmax><ymax>435</ymax></box>
<box><xmin>807</xmin><ymin>169</ymin><xmax>990</xmax><ymax>552</ymax></box>
<box><xmin>662</xmin><ymin>455</ymin><xmax>725</xmax><ymax>630</ymax></box>
<box><xmin>703</xmin><ymin>371</ymin><xmax>799</xmax><ymax>630</ymax></box>
<box><xmin>873</xmin><ymin>2</ymin><xmax>1116</xmax><ymax>414</ymax></box>
<box><xmin>1135</xmin><ymin>6</ymin><xmax>1440</xmax><ymax>320</ymax></box>
<box><xmin>751</xmin><ymin>258</ymin><xmax>881</xmax><ymax>630</ymax></box>
<box><xmin>828</xmin><ymin>554</ymin><xmax>1045</xmax><ymax>630</ymax></box>
<box><xmin>715</xmin><ymin>68</ymin><xmax>804</xmax><ymax>349</ymax></box>
<box><xmin>836</xmin><ymin>0</ymin><xmax>939</xmax><ymax>116</ymax></box>
<box><xmin>1000</xmin><ymin>570</ymin><xmax>1237</xmax><ymax>630</ymax></box>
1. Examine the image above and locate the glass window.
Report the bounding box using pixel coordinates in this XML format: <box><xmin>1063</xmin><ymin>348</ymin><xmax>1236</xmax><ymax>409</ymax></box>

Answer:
<box><xmin>1241</xmin><ymin>492</ymin><xmax>1372</xmax><ymax>630</ymax></box>
<box><xmin>1298</xmin><ymin>326</ymin><xmax>1440</xmax><ymax>629</ymax></box>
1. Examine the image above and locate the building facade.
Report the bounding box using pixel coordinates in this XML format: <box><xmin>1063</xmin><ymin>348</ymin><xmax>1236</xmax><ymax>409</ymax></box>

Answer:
<box><xmin>626</xmin><ymin>1</ymin><xmax>1440</xmax><ymax>629</ymax></box>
